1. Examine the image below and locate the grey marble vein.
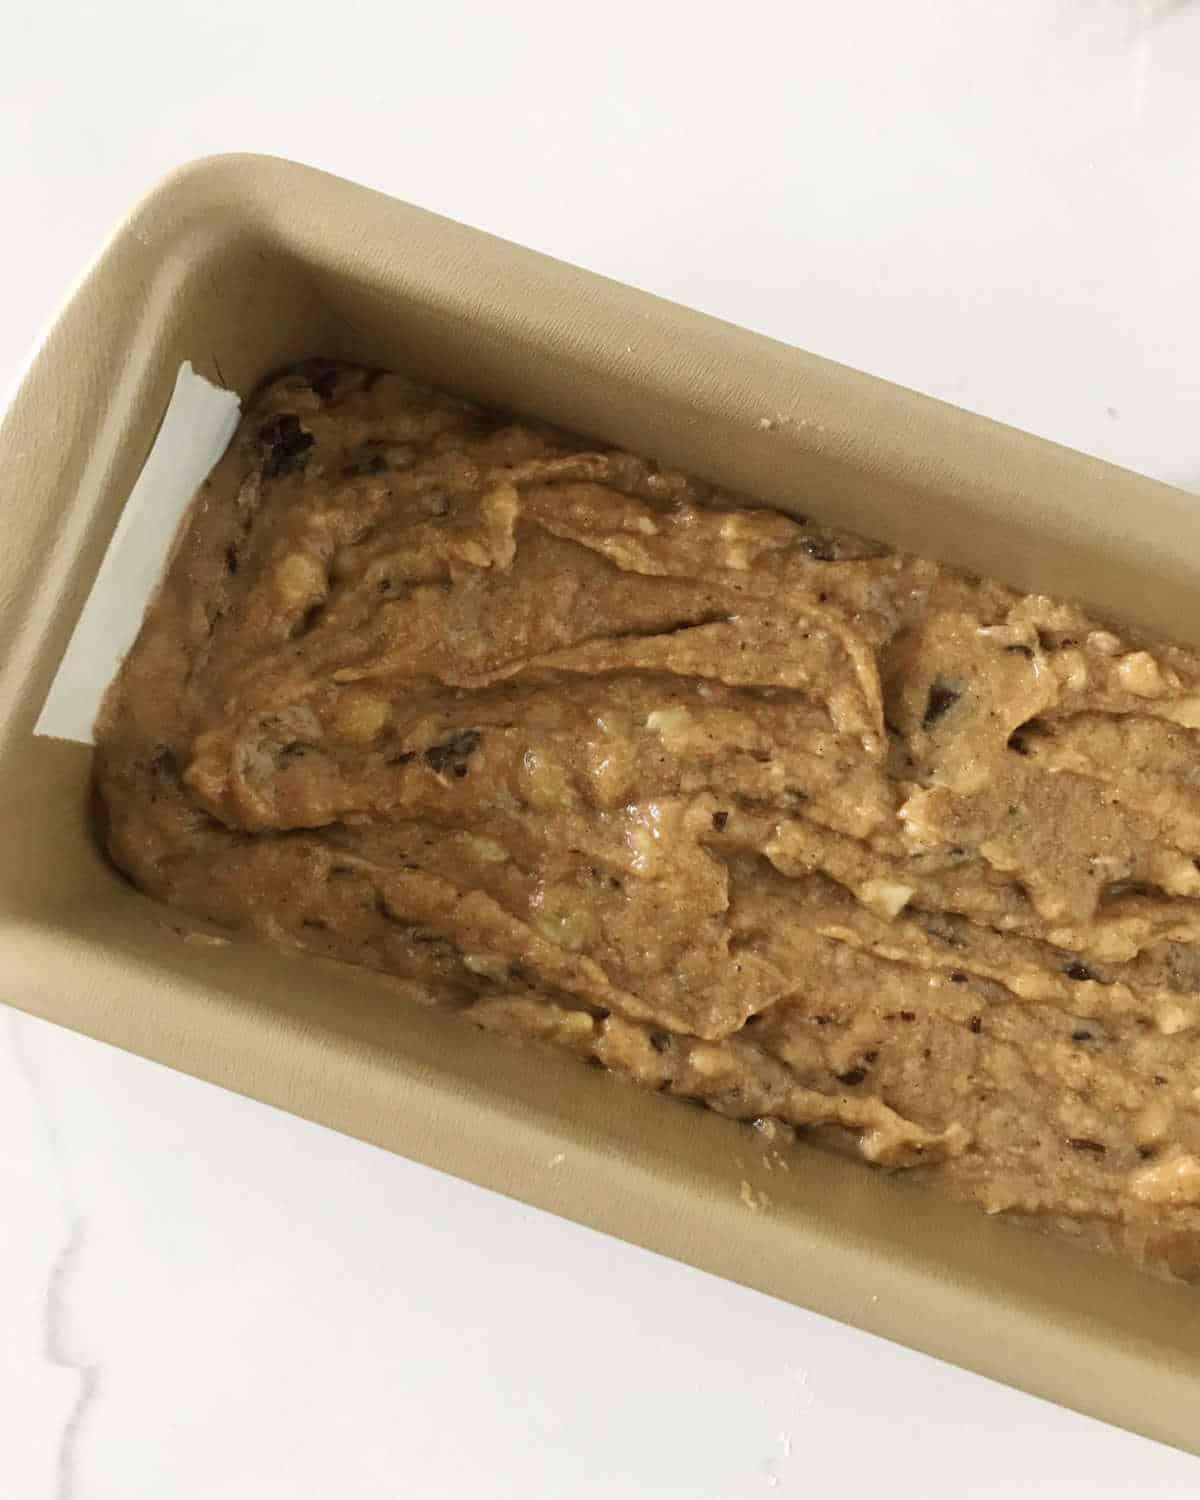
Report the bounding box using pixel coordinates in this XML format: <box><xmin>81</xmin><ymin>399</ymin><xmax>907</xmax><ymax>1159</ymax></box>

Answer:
<box><xmin>7</xmin><ymin>1013</ymin><xmax>102</xmax><ymax>1500</ymax></box>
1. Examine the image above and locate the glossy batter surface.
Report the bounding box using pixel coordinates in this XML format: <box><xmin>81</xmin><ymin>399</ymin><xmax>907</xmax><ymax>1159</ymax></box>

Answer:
<box><xmin>95</xmin><ymin>360</ymin><xmax>1200</xmax><ymax>1279</ymax></box>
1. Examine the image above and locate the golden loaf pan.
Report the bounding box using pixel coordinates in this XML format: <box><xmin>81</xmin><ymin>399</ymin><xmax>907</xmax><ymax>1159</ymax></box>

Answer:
<box><xmin>2</xmin><ymin>154</ymin><xmax>1198</xmax><ymax>1455</ymax></box>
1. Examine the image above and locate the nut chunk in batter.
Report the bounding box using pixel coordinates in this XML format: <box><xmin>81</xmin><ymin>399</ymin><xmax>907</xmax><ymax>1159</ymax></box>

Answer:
<box><xmin>95</xmin><ymin>359</ymin><xmax>1200</xmax><ymax>1281</ymax></box>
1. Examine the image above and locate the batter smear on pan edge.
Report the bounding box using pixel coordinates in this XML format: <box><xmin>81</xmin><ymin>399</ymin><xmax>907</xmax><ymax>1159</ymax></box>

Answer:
<box><xmin>95</xmin><ymin>360</ymin><xmax>1200</xmax><ymax>1280</ymax></box>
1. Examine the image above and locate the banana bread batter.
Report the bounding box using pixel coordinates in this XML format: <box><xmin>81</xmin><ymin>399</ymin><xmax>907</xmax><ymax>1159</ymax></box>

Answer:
<box><xmin>94</xmin><ymin>360</ymin><xmax>1200</xmax><ymax>1279</ymax></box>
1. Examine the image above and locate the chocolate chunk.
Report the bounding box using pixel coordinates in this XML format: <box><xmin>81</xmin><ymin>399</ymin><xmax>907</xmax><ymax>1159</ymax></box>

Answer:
<box><xmin>148</xmin><ymin>745</ymin><xmax>179</xmax><ymax>782</ymax></box>
<box><xmin>423</xmin><ymin>730</ymin><xmax>482</xmax><ymax>775</ymax></box>
<box><xmin>291</xmin><ymin>603</ymin><xmax>324</xmax><ymax>639</ymax></box>
<box><xmin>342</xmin><ymin>449</ymin><xmax>391</xmax><ymax>478</ymax></box>
<box><xmin>968</xmin><ymin>1016</ymin><xmax>983</xmax><ymax>1034</ymax></box>
<box><xmin>922</xmin><ymin>680</ymin><xmax>960</xmax><ymax>728</ymax></box>
<box><xmin>920</xmin><ymin>913</ymin><xmax>966</xmax><ymax>948</ymax></box>
<box><xmin>711</xmin><ymin>810</ymin><xmax>729</xmax><ymax>832</ymax></box>
<box><xmin>1066</xmin><ymin>1136</ymin><xmax>1107</xmax><ymax>1155</ymax></box>
<box><xmin>309</xmin><ymin>366</ymin><xmax>339</xmax><ymax>400</ymax></box>
<box><xmin>1164</xmin><ymin>942</ymin><xmax>1200</xmax><ymax>993</ymax></box>
<box><xmin>292</xmin><ymin>357</ymin><xmax>340</xmax><ymax>399</ymax></box>
<box><xmin>258</xmin><ymin>414</ymin><xmax>314</xmax><ymax>480</ymax></box>
<box><xmin>1032</xmin><ymin>627</ymin><xmax>1080</xmax><ymax>651</ymax></box>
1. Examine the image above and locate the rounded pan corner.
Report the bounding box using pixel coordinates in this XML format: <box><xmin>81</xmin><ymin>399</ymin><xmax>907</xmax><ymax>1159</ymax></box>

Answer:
<box><xmin>116</xmin><ymin>151</ymin><xmax>345</xmax><ymax>240</ymax></box>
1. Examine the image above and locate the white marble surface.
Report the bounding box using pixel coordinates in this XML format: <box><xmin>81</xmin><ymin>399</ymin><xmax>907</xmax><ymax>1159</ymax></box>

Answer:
<box><xmin>4</xmin><ymin>2</ymin><xmax>1200</xmax><ymax>1494</ymax></box>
